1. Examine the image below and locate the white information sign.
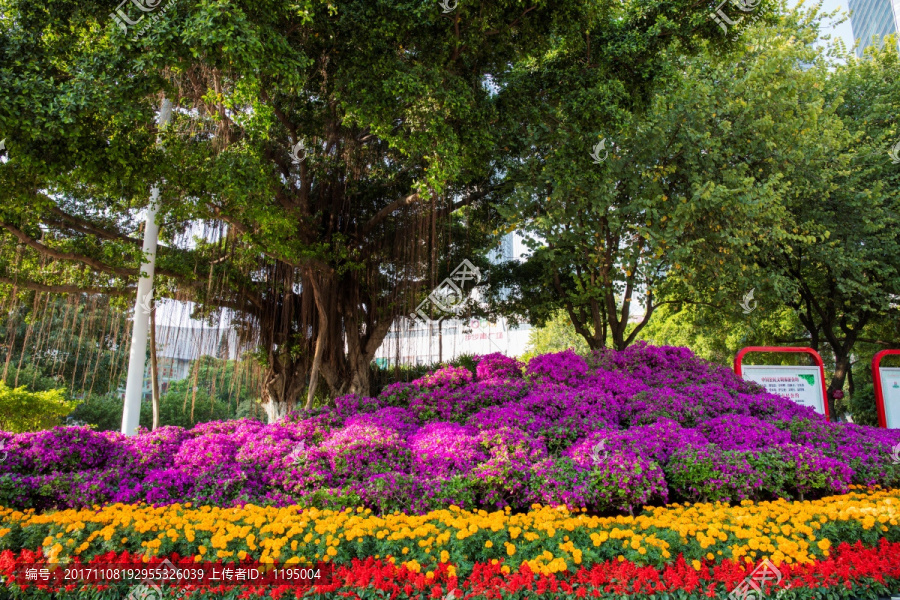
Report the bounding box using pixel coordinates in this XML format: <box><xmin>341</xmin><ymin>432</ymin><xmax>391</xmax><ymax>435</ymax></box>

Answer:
<box><xmin>741</xmin><ymin>365</ymin><xmax>826</xmax><ymax>416</ymax></box>
<box><xmin>879</xmin><ymin>367</ymin><xmax>900</xmax><ymax>429</ymax></box>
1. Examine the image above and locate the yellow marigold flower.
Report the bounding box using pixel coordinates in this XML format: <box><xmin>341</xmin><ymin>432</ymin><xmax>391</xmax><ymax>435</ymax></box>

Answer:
<box><xmin>485</xmin><ymin>540</ymin><xmax>493</xmax><ymax>548</ymax></box>
<box><xmin>692</xmin><ymin>560</ymin><xmax>702</xmax><ymax>570</ymax></box>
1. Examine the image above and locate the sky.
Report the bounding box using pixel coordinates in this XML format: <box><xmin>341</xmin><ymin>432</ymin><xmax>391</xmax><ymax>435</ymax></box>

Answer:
<box><xmin>817</xmin><ymin>0</ymin><xmax>858</xmax><ymax>51</ymax></box>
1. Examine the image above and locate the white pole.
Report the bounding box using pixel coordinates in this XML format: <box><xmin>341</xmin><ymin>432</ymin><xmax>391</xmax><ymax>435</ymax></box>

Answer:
<box><xmin>121</xmin><ymin>98</ymin><xmax>173</xmax><ymax>436</ymax></box>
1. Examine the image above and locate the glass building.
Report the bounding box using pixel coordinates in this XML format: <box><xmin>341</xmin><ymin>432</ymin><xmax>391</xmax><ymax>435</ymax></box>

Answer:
<box><xmin>849</xmin><ymin>0</ymin><xmax>900</xmax><ymax>56</ymax></box>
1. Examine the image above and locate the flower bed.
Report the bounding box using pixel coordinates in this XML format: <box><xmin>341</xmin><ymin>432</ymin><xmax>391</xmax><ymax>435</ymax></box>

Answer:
<box><xmin>2</xmin><ymin>489</ymin><xmax>899</xmax><ymax>575</ymax></box>
<box><xmin>2</xmin><ymin>345</ymin><xmax>899</xmax><ymax>515</ymax></box>
<box><xmin>2</xmin><ymin>539</ymin><xmax>900</xmax><ymax>599</ymax></box>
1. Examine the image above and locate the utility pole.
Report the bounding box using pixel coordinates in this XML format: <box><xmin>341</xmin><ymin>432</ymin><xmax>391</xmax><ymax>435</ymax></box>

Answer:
<box><xmin>121</xmin><ymin>97</ymin><xmax>173</xmax><ymax>436</ymax></box>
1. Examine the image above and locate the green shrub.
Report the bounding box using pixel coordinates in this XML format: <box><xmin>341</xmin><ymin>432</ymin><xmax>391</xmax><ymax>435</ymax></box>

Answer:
<box><xmin>68</xmin><ymin>389</ymin><xmax>258</xmax><ymax>432</ymax></box>
<box><xmin>67</xmin><ymin>394</ymin><xmax>124</xmax><ymax>431</ymax></box>
<box><xmin>0</xmin><ymin>382</ymin><xmax>77</xmax><ymax>432</ymax></box>
<box><xmin>848</xmin><ymin>383</ymin><xmax>879</xmax><ymax>426</ymax></box>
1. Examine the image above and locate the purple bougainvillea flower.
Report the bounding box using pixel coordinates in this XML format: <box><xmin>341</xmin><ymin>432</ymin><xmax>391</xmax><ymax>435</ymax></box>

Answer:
<box><xmin>1</xmin><ymin>344</ymin><xmax>888</xmax><ymax>514</ymax></box>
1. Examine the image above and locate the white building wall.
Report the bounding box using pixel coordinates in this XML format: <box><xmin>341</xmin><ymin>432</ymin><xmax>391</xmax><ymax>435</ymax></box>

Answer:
<box><xmin>375</xmin><ymin>317</ymin><xmax>532</xmax><ymax>367</ymax></box>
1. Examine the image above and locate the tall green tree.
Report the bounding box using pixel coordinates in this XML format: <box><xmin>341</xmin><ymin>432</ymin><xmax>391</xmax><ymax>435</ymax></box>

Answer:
<box><xmin>750</xmin><ymin>38</ymin><xmax>900</xmax><ymax>417</ymax></box>
<box><xmin>488</xmin><ymin>5</ymin><xmax>847</xmax><ymax>353</ymax></box>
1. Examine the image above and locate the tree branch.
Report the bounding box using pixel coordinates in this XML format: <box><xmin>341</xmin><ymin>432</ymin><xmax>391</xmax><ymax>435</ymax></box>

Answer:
<box><xmin>0</xmin><ymin>222</ymin><xmax>137</xmax><ymax>278</ymax></box>
<box><xmin>46</xmin><ymin>207</ymin><xmax>142</xmax><ymax>246</ymax></box>
<box><xmin>0</xmin><ymin>276</ymin><xmax>132</xmax><ymax>296</ymax></box>
<box><xmin>360</xmin><ymin>192</ymin><xmax>420</xmax><ymax>236</ymax></box>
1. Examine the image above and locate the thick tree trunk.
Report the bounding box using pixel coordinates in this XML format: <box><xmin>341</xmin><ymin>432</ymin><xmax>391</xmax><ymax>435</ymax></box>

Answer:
<box><xmin>261</xmin><ymin>354</ymin><xmax>307</xmax><ymax>423</ymax></box>
<box><xmin>261</xmin><ymin>392</ymin><xmax>293</xmax><ymax>422</ymax></box>
<box><xmin>338</xmin><ymin>311</ymin><xmax>393</xmax><ymax>398</ymax></box>
<box><xmin>305</xmin><ymin>326</ymin><xmax>326</xmax><ymax>410</ymax></box>
<box><xmin>827</xmin><ymin>351</ymin><xmax>852</xmax><ymax>422</ymax></box>
<box><xmin>347</xmin><ymin>357</ymin><xmax>372</xmax><ymax>396</ymax></box>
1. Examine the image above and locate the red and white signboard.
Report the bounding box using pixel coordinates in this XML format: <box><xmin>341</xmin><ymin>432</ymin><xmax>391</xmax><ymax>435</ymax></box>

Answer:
<box><xmin>734</xmin><ymin>347</ymin><xmax>830</xmax><ymax>419</ymax></box>
<box><xmin>873</xmin><ymin>350</ymin><xmax>900</xmax><ymax>429</ymax></box>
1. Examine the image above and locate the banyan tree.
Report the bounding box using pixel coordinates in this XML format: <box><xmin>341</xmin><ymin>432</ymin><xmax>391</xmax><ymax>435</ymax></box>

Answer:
<box><xmin>0</xmin><ymin>0</ymin><xmax>736</xmax><ymax>419</ymax></box>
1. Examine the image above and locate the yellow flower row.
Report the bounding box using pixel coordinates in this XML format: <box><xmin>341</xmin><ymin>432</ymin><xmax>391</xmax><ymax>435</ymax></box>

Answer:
<box><xmin>1</xmin><ymin>487</ymin><xmax>898</xmax><ymax>577</ymax></box>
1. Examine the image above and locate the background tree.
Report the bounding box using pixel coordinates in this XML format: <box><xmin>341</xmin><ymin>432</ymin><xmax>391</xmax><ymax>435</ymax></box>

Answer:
<box><xmin>0</xmin><ymin>293</ymin><xmax>131</xmax><ymax>396</ymax></box>
<box><xmin>489</xmin><ymin>5</ymin><xmax>847</xmax><ymax>354</ymax></box>
<box><xmin>522</xmin><ymin>309</ymin><xmax>591</xmax><ymax>360</ymax></box>
<box><xmin>639</xmin><ymin>303</ymin><xmax>807</xmax><ymax>366</ymax></box>
<box><xmin>748</xmin><ymin>39</ymin><xmax>900</xmax><ymax>418</ymax></box>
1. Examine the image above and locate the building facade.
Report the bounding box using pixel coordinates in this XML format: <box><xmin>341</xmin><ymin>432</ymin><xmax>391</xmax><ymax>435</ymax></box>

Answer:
<box><xmin>375</xmin><ymin>232</ymin><xmax>535</xmax><ymax>366</ymax></box>
<box><xmin>849</xmin><ymin>0</ymin><xmax>899</xmax><ymax>56</ymax></box>
<box><xmin>138</xmin><ymin>325</ymin><xmax>240</xmax><ymax>399</ymax></box>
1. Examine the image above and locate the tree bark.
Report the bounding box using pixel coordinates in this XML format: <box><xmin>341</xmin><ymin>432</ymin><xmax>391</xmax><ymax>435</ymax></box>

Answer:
<box><xmin>827</xmin><ymin>350</ymin><xmax>852</xmax><ymax>421</ymax></box>
<box><xmin>261</xmin><ymin>352</ymin><xmax>307</xmax><ymax>423</ymax></box>
<box><xmin>305</xmin><ymin>277</ymin><xmax>327</xmax><ymax>410</ymax></box>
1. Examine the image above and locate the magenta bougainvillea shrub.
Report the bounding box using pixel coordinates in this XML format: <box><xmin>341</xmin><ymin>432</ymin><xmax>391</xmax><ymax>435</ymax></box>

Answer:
<box><xmin>476</xmin><ymin>353</ymin><xmax>524</xmax><ymax>381</ymax></box>
<box><xmin>2</xmin><ymin>343</ymin><xmax>900</xmax><ymax>515</ymax></box>
<box><xmin>409</xmin><ymin>422</ymin><xmax>485</xmax><ymax>479</ymax></box>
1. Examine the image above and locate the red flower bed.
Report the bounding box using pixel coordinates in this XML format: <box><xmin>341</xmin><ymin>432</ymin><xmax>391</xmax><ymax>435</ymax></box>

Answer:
<box><xmin>1</xmin><ymin>539</ymin><xmax>899</xmax><ymax>598</ymax></box>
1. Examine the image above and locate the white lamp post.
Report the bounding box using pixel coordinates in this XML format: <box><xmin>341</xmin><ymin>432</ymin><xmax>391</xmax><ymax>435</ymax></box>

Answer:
<box><xmin>121</xmin><ymin>97</ymin><xmax>173</xmax><ymax>436</ymax></box>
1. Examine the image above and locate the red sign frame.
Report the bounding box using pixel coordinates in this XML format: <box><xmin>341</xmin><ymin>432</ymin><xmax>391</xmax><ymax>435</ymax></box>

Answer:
<box><xmin>734</xmin><ymin>346</ymin><xmax>830</xmax><ymax>420</ymax></box>
<box><xmin>872</xmin><ymin>349</ymin><xmax>900</xmax><ymax>429</ymax></box>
